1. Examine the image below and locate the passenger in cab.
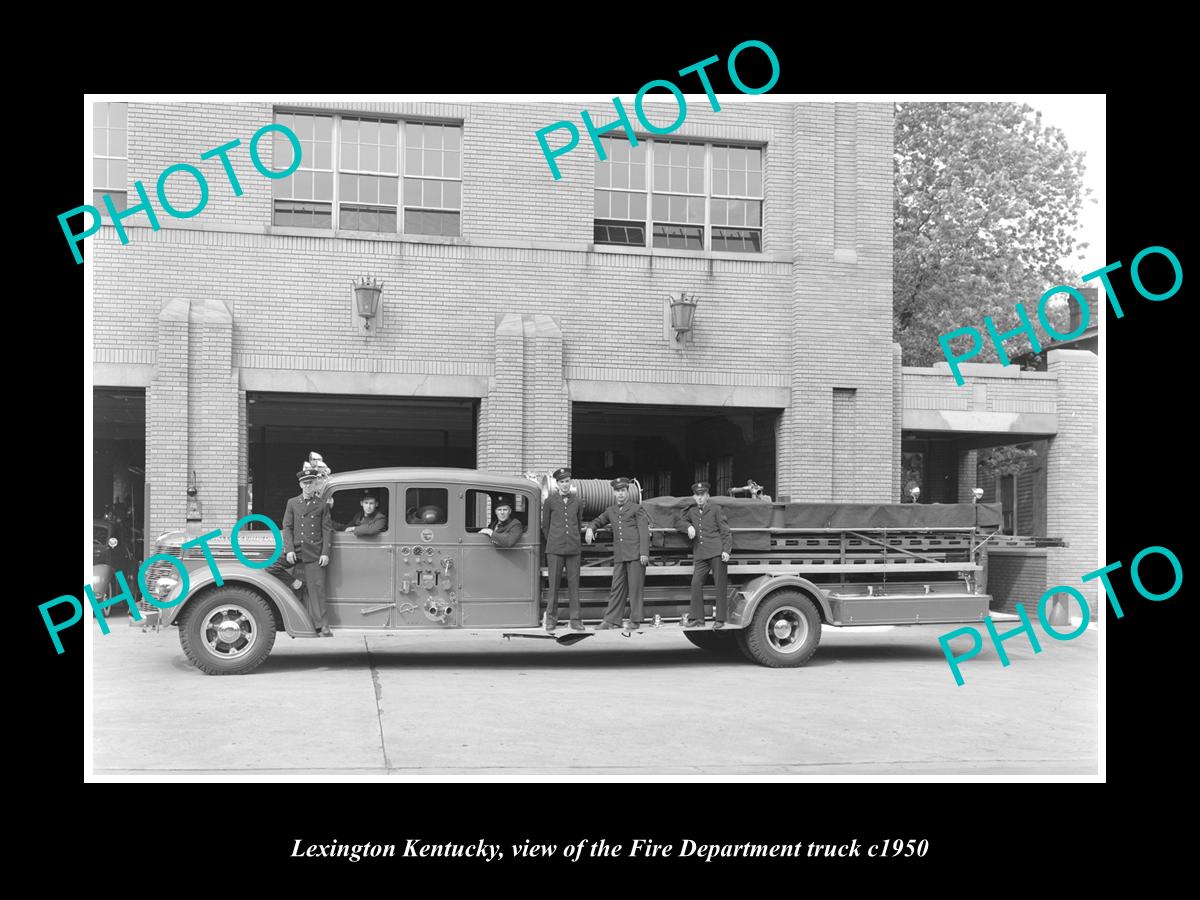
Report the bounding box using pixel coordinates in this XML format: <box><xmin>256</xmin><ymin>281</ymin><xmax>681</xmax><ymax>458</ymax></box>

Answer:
<box><xmin>480</xmin><ymin>496</ymin><xmax>523</xmax><ymax>548</ymax></box>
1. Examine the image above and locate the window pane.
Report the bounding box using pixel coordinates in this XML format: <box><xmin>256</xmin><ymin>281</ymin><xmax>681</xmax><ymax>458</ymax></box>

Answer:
<box><xmin>380</xmin><ymin>143</ymin><xmax>397</xmax><ymax>174</ymax></box>
<box><xmin>342</xmin><ymin>118</ymin><xmax>358</xmax><ymax>143</ymax></box>
<box><xmin>360</xmin><ymin>174</ymin><xmax>378</xmax><ymax>204</ymax></box>
<box><xmin>689</xmin><ymin>144</ymin><xmax>704</xmax><ymax>166</ymax></box>
<box><xmin>730</xmin><ymin>200</ymin><xmax>745</xmax><ymax>226</ymax></box>
<box><xmin>748</xmin><ymin>172</ymin><xmax>761</xmax><ymax>196</ymax></box>
<box><xmin>381</xmin><ymin>176</ymin><xmax>398</xmax><ymax>207</ymax></box>
<box><xmin>443</xmin><ymin>179</ymin><xmax>460</xmax><ymax>209</ymax></box>
<box><xmin>295</xmin><ymin>170</ymin><xmax>312</xmax><ymax>198</ymax></box>
<box><xmin>748</xmin><ymin>201</ymin><xmax>762</xmax><ymax>227</ymax></box>
<box><xmin>109</xmin><ymin>191</ymin><xmax>127</xmax><ymax>211</ymax></box>
<box><xmin>712</xmin><ymin>146</ymin><xmax>727</xmax><ymax>169</ymax></box>
<box><xmin>630</xmin><ymin>141</ymin><xmax>646</xmax><ymax>163</ymax></box>
<box><xmin>652</xmin><ymin>193</ymin><xmax>667</xmax><ymax>220</ymax></box>
<box><xmin>361</xmin><ymin>120</ymin><xmax>378</xmax><ymax>144</ymax></box>
<box><xmin>711</xmin><ymin>198</ymin><xmax>726</xmax><ymax>225</ymax></box>
<box><xmin>314</xmin><ymin>208</ymin><xmax>332</xmax><ymax>228</ymax></box>
<box><xmin>406</xmin><ymin>122</ymin><xmax>423</xmax><ymax>147</ymax></box>
<box><xmin>315</xmin><ymin>116</ymin><xmax>332</xmax><ymax>142</ymax></box>
<box><xmin>748</xmin><ymin>148</ymin><xmax>762</xmax><ymax>172</ymax></box>
<box><xmin>596</xmin><ymin>162</ymin><xmax>609</xmax><ymax>188</ymax></box>
<box><xmin>611</xmin><ymin>138</ymin><xmax>628</xmax><ymax>163</ymax></box>
<box><xmin>654</xmin><ymin>163</ymin><xmax>668</xmax><ymax>191</ymax></box>
<box><xmin>669</xmin><ymin>195</ymin><xmax>684</xmax><ymax>221</ymax></box>
<box><xmin>361</xmin><ymin>208</ymin><xmax>378</xmax><ymax>232</ymax></box>
<box><xmin>94</xmin><ymin>128</ymin><xmax>107</xmax><ymax>156</ymax></box>
<box><xmin>111</xmin><ymin>102</ymin><xmax>127</xmax><ymax>127</ymax></box>
<box><xmin>294</xmin><ymin>114</ymin><xmax>313</xmax><ymax>140</ymax></box>
<box><xmin>444</xmin><ymin>126</ymin><xmax>460</xmax><ymax>152</ymax></box>
<box><xmin>360</xmin><ymin>144</ymin><xmax>378</xmax><ymax>172</ymax></box>
<box><xmin>670</xmin><ymin>168</ymin><xmax>685</xmax><ymax>192</ymax></box>
<box><xmin>404</xmin><ymin>178</ymin><xmax>420</xmax><ymax>206</ymax></box>
<box><xmin>381</xmin><ymin>210</ymin><xmax>397</xmax><ymax>233</ymax></box>
<box><xmin>406</xmin><ymin>147</ymin><xmax>422</xmax><ymax>175</ymax></box>
<box><xmin>107</xmin><ymin>159</ymin><xmax>126</xmax><ymax>188</ymax></box>
<box><xmin>613</xmin><ymin>164</ymin><xmax>627</xmax><ymax>190</ymax></box>
<box><xmin>423</xmin><ymin>179</ymin><xmax>442</xmax><ymax>208</ymax></box>
<box><xmin>443</xmin><ymin>150</ymin><xmax>459</xmax><ymax>179</ymax></box>
<box><xmin>713</xmin><ymin>170</ymin><xmax>728</xmax><ymax>196</ymax></box>
<box><xmin>381</xmin><ymin>121</ymin><xmax>397</xmax><ymax>146</ymax></box>
<box><xmin>95</xmin><ymin>103</ymin><xmax>108</xmax><ymax>127</ymax></box>
<box><xmin>424</xmin><ymin>124</ymin><xmax>442</xmax><ymax>150</ymax></box>
<box><xmin>94</xmin><ymin>157</ymin><xmax>105</xmax><ymax>185</ymax></box>
<box><xmin>274</xmin><ymin>176</ymin><xmax>292</xmax><ymax>199</ymax></box>
<box><xmin>687</xmin><ymin>196</ymin><xmax>703</xmax><ymax>223</ymax></box>
<box><xmin>274</xmin><ymin>204</ymin><xmax>292</xmax><ymax>227</ymax></box>
<box><xmin>670</xmin><ymin>144</ymin><xmax>686</xmax><ymax>166</ymax></box>
<box><xmin>442</xmin><ymin>211</ymin><xmax>460</xmax><ymax>236</ymax></box>
<box><xmin>275</xmin><ymin>133</ymin><xmax>296</xmax><ymax>171</ymax></box>
<box><xmin>404</xmin><ymin>210</ymin><xmax>422</xmax><ymax>233</ymax></box>
<box><xmin>595</xmin><ymin>190</ymin><xmax>610</xmax><ymax>217</ymax></box>
<box><xmin>612</xmin><ymin>191</ymin><xmax>628</xmax><ymax>220</ymax></box>
<box><xmin>630</xmin><ymin>192</ymin><xmax>646</xmax><ymax>220</ymax></box>
<box><xmin>108</xmin><ymin>127</ymin><xmax>125</xmax><ymax>156</ymax></box>
<box><xmin>314</xmin><ymin>140</ymin><xmax>331</xmax><ymax>169</ymax></box>
<box><xmin>730</xmin><ymin>171</ymin><xmax>746</xmax><ymax>196</ymax></box>
<box><xmin>340</xmin><ymin>207</ymin><xmax>358</xmax><ymax>231</ymax></box>
<box><xmin>340</xmin><ymin>172</ymin><xmax>356</xmax><ymax>202</ymax></box>
<box><xmin>688</xmin><ymin>170</ymin><xmax>703</xmax><ymax>193</ymax></box>
<box><xmin>731</xmin><ymin>147</ymin><xmax>746</xmax><ymax>170</ymax></box>
<box><xmin>631</xmin><ymin>163</ymin><xmax>645</xmax><ymax>190</ymax></box>
<box><xmin>315</xmin><ymin>171</ymin><xmax>332</xmax><ymax>201</ymax></box>
<box><xmin>423</xmin><ymin>149</ymin><xmax>442</xmax><ymax>177</ymax></box>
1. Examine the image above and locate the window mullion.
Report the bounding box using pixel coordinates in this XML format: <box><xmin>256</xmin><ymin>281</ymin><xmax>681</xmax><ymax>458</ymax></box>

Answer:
<box><xmin>332</xmin><ymin>115</ymin><xmax>340</xmax><ymax>231</ymax></box>
<box><xmin>704</xmin><ymin>143</ymin><xmax>712</xmax><ymax>251</ymax></box>
<box><xmin>645</xmin><ymin>140</ymin><xmax>653</xmax><ymax>247</ymax></box>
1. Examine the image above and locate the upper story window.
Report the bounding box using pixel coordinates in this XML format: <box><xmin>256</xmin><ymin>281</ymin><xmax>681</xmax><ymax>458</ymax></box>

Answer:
<box><xmin>594</xmin><ymin>136</ymin><xmax>763</xmax><ymax>253</ymax></box>
<box><xmin>93</xmin><ymin>102</ymin><xmax>128</xmax><ymax>212</ymax></box>
<box><xmin>272</xmin><ymin>111</ymin><xmax>461</xmax><ymax>237</ymax></box>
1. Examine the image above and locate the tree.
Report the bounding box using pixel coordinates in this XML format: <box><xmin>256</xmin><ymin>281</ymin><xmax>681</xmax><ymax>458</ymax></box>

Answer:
<box><xmin>894</xmin><ymin>103</ymin><xmax>1091</xmax><ymax>366</ymax></box>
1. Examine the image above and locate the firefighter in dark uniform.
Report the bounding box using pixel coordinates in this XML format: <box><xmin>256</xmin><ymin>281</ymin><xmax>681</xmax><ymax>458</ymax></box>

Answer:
<box><xmin>268</xmin><ymin>464</ymin><xmax>335</xmax><ymax>636</ymax></box>
<box><xmin>540</xmin><ymin>467</ymin><xmax>584</xmax><ymax>632</ymax></box>
<box><xmin>480</xmin><ymin>496</ymin><xmax>524</xmax><ymax>548</ymax></box>
<box><xmin>675</xmin><ymin>481</ymin><xmax>732</xmax><ymax>629</ymax></box>
<box><xmin>585</xmin><ymin>477</ymin><xmax>650</xmax><ymax>631</ymax></box>
<box><xmin>343</xmin><ymin>492</ymin><xmax>387</xmax><ymax>536</ymax></box>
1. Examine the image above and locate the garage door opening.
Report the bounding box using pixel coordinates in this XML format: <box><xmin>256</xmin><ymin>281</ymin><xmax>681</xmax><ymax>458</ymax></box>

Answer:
<box><xmin>248</xmin><ymin>393</ymin><xmax>476</xmax><ymax>524</ymax></box>
<box><xmin>572</xmin><ymin>404</ymin><xmax>777</xmax><ymax>499</ymax></box>
<box><xmin>93</xmin><ymin>388</ymin><xmax>146</xmax><ymax>557</ymax></box>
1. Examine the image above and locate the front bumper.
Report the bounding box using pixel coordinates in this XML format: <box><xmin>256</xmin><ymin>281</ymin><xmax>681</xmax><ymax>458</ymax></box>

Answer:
<box><xmin>132</xmin><ymin>605</ymin><xmax>161</xmax><ymax>630</ymax></box>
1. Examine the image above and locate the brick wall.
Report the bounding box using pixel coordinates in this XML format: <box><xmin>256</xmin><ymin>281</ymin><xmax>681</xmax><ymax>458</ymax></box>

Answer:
<box><xmin>987</xmin><ymin>549</ymin><xmax>1048</xmax><ymax>615</ymax></box>
<box><xmin>95</xmin><ymin>101</ymin><xmax>895</xmax><ymax>533</ymax></box>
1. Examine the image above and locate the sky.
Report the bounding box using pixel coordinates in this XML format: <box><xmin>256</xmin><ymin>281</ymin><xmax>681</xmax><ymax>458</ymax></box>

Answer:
<box><xmin>1015</xmin><ymin>94</ymin><xmax>1106</xmax><ymax>275</ymax></box>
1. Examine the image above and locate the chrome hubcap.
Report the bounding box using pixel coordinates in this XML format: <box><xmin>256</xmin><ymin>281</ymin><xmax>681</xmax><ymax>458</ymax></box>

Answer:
<box><xmin>766</xmin><ymin>606</ymin><xmax>809</xmax><ymax>654</ymax></box>
<box><xmin>202</xmin><ymin>604</ymin><xmax>257</xmax><ymax>659</ymax></box>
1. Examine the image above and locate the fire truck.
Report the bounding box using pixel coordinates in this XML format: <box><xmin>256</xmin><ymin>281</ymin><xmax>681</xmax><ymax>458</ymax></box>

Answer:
<box><xmin>138</xmin><ymin>467</ymin><xmax>1013</xmax><ymax>675</ymax></box>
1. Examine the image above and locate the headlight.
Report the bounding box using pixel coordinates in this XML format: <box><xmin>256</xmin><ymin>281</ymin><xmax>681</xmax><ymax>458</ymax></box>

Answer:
<box><xmin>90</xmin><ymin>574</ymin><xmax>106</xmax><ymax>594</ymax></box>
<box><xmin>155</xmin><ymin>576</ymin><xmax>180</xmax><ymax>600</ymax></box>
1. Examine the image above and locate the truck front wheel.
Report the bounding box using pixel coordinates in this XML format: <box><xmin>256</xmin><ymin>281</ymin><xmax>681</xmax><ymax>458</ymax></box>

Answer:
<box><xmin>736</xmin><ymin>590</ymin><xmax>821</xmax><ymax>668</ymax></box>
<box><xmin>683</xmin><ymin>629</ymin><xmax>741</xmax><ymax>655</ymax></box>
<box><xmin>178</xmin><ymin>587</ymin><xmax>277</xmax><ymax>676</ymax></box>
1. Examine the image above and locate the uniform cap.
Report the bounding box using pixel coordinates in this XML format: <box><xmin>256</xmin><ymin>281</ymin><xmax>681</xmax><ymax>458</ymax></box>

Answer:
<box><xmin>691</xmin><ymin>481</ymin><xmax>711</xmax><ymax>494</ymax></box>
<box><xmin>552</xmin><ymin>467</ymin><xmax>572</xmax><ymax>480</ymax></box>
<box><xmin>611</xmin><ymin>477</ymin><xmax>632</xmax><ymax>490</ymax></box>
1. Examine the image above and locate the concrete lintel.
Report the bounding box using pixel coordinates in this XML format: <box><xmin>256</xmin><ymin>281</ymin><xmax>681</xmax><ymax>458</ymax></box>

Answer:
<box><xmin>568</xmin><ymin>379</ymin><xmax>789</xmax><ymax>408</ymax></box>
<box><xmin>904</xmin><ymin>363</ymin><xmax>1057</xmax><ymax>381</ymax></box>
<box><xmin>902</xmin><ymin>408</ymin><xmax>1058</xmax><ymax>435</ymax></box>
<box><xmin>94</xmin><ymin>363</ymin><xmax>154</xmax><ymax>388</ymax></box>
<box><xmin>159</xmin><ymin>297</ymin><xmax>190</xmax><ymax>322</ymax></box>
<box><xmin>239</xmin><ymin>368</ymin><xmax>488</xmax><ymax>398</ymax></box>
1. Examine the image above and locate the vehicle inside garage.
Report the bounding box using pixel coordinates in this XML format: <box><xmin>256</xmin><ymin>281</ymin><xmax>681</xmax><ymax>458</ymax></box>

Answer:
<box><xmin>93</xmin><ymin>388</ymin><xmax>145</xmax><ymax>554</ymax></box>
<box><xmin>248</xmin><ymin>393</ymin><xmax>476</xmax><ymax>524</ymax></box>
<box><xmin>572</xmin><ymin>403</ymin><xmax>778</xmax><ymax>499</ymax></box>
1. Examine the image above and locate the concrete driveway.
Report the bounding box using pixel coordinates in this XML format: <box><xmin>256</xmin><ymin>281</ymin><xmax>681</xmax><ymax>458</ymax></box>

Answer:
<box><xmin>91</xmin><ymin>617</ymin><xmax>1098</xmax><ymax>778</ymax></box>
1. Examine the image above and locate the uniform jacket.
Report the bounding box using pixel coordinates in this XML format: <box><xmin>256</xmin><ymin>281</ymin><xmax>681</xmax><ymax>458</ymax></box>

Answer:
<box><xmin>541</xmin><ymin>491</ymin><xmax>584</xmax><ymax>555</ymax></box>
<box><xmin>282</xmin><ymin>493</ymin><xmax>334</xmax><ymax>562</ymax></box>
<box><xmin>590</xmin><ymin>502</ymin><xmax>650</xmax><ymax>562</ymax></box>
<box><xmin>488</xmin><ymin>517</ymin><xmax>525</xmax><ymax>549</ymax></box>
<box><xmin>675</xmin><ymin>502</ymin><xmax>732</xmax><ymax>560</ymax></box>
<box><xmin>347</xmin><ymin>509</ymin><xmax>387</xmax><ymax>536</ymax></box>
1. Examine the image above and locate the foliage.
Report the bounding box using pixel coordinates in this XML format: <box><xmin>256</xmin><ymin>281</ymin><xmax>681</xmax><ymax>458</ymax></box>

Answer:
<box><xmin>894</xmin><ymin>102</ymin><xmax>1091</xmax><ymax>366</ymax></box>
<box><xmin>978</xmin><ymin>444</ymin><xmax>1039</xmax><ymax>478</ymax></box>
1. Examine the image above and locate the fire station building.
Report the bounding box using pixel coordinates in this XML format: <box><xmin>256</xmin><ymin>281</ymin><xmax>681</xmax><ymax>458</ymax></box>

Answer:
<box><xmin>90</xmin><ymin>100</ymin><xmax>1098</xmax><ymax>611</ymax></box>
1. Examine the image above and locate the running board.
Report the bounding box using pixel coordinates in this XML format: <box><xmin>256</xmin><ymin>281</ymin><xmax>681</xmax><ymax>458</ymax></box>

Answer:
<box><xmin>502</xmin><ymin>632</ymin><xmax>595</xmax><ymax>646</ymax></box>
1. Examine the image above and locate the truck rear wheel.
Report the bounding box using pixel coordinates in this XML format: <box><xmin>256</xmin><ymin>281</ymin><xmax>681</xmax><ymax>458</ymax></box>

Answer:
<box><xmin>736</xmin><ymin>590</ymin><xmax>821</xmax><ymax>668</ymax></box>
<box><xmin>683</xmin><ymin>629</ymin><xmax>741</xmax><ymax>655</ymax></box>
<box><xmin>178</xmin><ymin>587</ymin><xmax>277</xmax><ymax>676</ymax></box>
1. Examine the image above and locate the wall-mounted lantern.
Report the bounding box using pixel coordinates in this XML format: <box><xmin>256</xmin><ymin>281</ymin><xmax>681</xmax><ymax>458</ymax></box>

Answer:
<box><xmin>909</xmin><ymin>485</ymin><xmax>921</xmax><ymax>504</ymax></box>
<box><xmin>353</xmin><ymin>275</ymin><xmax>384</xmax><ymax>334</ymax></box>
<box><xmin>666</xmin><ymin>292</ymin><xmax>699</xmax><ymax>347</ymax></box>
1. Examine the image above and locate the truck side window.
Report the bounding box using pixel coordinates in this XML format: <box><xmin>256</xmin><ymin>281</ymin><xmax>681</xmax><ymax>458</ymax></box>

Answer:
<box><xmin>406</xmin><ymin>488</ymin><xmax>447</xmax><ymax>525</ymax></box>
<box><xmin>331</xmin><ymin>487</ymin><xmax>390</xmax><ymax>533</ymax></box>
<box><xmin>465</xmin><ymin>490</ymin><xmax>529</xmax><ymax>532</ymax></box>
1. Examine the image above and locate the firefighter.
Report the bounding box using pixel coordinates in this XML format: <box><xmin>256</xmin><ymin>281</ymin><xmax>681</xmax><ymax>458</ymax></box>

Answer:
<box><xmin>480</xmin><ymin>496</ymin><xmax>524</xmax><ymax>548</ymax></box>
<box><xmin>675</xmin><ymin>481</ymin><xmax>732</xmax><ymax>629</ymax></box>
<box><xmin>540</xmin><ymin>467</ymin><xmax>584</xmax><ymax>632</ymax></box>
<box><xmin>344</xmin><ymin>491</ymin><xmax>387</xmax><ymax>535</ymax></box>
<box><xmin>585</xmin><ymin>477</ymin><xmax>650</xmax><ymax>631</ymax></box>
<box><xmin>268</xmin><ymin>463</ymin><xmax>335</xmax><ymax>636</ymax></box>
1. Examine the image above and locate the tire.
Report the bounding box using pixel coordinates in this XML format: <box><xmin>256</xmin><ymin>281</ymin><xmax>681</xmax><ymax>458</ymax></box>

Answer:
<box><xmin>736</xmin><ymin>590</ymin><xmax>822</xmax><ymax>668</ymax></box>
<box><xmin>177</xmin><ymin>586</ymin><xmax>277</xmax><ymax>676</ymax></box>
<box><xmin>683</xmin><ymin>630</ymin><xmax>741</xmax><ymax>655</ymax></box>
